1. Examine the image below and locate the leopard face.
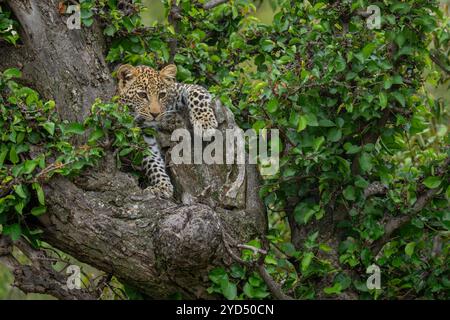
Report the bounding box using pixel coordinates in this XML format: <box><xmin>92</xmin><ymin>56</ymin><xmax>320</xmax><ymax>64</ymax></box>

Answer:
<box><xmin>116</xmin><ymin>64</ymin><xmax>177</xmax><ymax>121</ymax></box>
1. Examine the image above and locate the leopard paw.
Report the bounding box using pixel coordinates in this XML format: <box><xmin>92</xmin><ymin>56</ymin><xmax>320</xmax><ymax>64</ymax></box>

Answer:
<box><xmin>144</xmin><ymin>182</ymin><xmax>174</xmax><ymax>199</ymax></box>
<box><xmin>158</xmin><ymin>112</ymin><xmax>185</xmax><ymax>132</ymax></box>
<box><xmin>191</xmin><ymin>111</ymin><xmax>218</xmax><ymax>139</ymax></box>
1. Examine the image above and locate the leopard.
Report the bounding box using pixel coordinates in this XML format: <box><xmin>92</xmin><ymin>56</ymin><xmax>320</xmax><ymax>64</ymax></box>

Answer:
<box><xmin>116</xmin><ymin>63</ymin><xmax>218</xmax><ymax>198</ymax></box>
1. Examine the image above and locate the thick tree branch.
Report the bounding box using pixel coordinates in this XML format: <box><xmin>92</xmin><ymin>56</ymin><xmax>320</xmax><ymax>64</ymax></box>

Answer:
<box><xmin>0</xmin><ymin>237</ymin><xmax>99</xmax><ymax>299</ymax></box>
<box><xmin>363</xmin><ymin>181</ymin><xmax>388</xmax><ymax>198</ymax></box>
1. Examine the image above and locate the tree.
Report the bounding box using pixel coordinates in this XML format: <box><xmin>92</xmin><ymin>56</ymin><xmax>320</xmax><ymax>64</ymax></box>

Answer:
<box><xmin>0</xmin><ymin>0</ymin><xmax>449</xmax><ymax>300</ymax></box>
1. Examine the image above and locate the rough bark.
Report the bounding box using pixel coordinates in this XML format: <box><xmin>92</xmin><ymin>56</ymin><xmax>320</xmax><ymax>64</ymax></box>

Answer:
<box><xmin>3</xmin><ymin>0</ymin><xmax>115</xmax><ymax>122</ymax></box>
<box><xmin>0</xmin><ymin>0</ymin><xmax>265</xmax><ymax>299</ymax></box>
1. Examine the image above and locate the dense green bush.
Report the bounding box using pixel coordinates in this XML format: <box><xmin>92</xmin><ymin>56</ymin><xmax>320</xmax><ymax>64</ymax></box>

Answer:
<box><xmin>1</xmin><ymin>0</ymin><xmax>449</xmax><ymax>299</ymax></box>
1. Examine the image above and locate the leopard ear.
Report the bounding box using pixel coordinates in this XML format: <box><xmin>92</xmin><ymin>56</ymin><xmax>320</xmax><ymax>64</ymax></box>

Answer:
<box><xmin>160</xmin><ymin>64</ymin><xmax>177</xmax><ymax>83</ymax></box>
<box><xmin>116</xmin><ymin>64</ymin><xmax>137</xmax><ymax>83</ymax></box>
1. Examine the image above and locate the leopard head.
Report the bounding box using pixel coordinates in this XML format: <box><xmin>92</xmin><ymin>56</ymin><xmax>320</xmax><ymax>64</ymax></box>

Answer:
<box><xmin>116</xmin><ymin>64</ymin><xmax>177</xmax><ymax>121</ymax></box>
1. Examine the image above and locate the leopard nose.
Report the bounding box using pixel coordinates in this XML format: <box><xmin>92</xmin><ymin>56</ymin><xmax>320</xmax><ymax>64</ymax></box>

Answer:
<box><xmin>150</xmin><ymin>112</ymin><xmax>159</xmax><ymax>118</ymax></box>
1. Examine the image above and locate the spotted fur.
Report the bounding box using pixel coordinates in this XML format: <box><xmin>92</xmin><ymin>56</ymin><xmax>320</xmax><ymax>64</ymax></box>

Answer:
<box><xmin>116</xmin><ymin>64</ymin><xmax>218</xmax><ymax>198</ymax></box>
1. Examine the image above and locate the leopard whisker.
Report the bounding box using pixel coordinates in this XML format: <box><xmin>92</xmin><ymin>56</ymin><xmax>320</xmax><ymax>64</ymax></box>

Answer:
<box><xmin>155</xmin><ymin>110</ymin><xmax>177</xmax><ymax>121</ymax></box>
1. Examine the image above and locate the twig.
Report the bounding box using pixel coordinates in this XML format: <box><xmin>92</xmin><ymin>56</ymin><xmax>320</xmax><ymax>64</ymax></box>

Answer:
<box><xmin>220</xmin><ymin>230</ymin><xmax>294</xmax><ymax>300</ymax></box>
<box><xmin>256</xmin><ymin>264</ymin><xmax>293</xmax><ymax>300</ymax></box>
<box><xmin>429</xmin><ymin>53</ymin><xmax>450</xmax><ymax>76</ymax></box>
<box><xmin>371</xmin><ymin>157</ymin><xmax>450</xmax><ymax>254</ymax></box>
<box><xmin>203</xmin><ymin>0</ymin><xmax>229</xmax><ymax>10</ymax></box>
<box><xmin>236</xmin><ymin>244</ymin><xmax>267</xmax><ymax>255</ymax></box>
<box><xmin>168</xmin><ymin>0</ymin><xmax>182</xmax><ymax>63</ymax></box>
<box><xmin>221</xmin><ymin>230</ymin><xmax>253</xmax><ymax>267</ymax></box>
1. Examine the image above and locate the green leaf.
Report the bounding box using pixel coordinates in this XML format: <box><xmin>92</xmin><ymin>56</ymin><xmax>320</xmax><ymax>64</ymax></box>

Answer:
<box><xmin>288</xmin><ymin>111</ymin><xmax>300</xmax><ymax>128</ymax></box>
<box><xmin>221</xmin><ymin>281</ymin><xmax>237</xmax><ymax>300</ymax></box>
<box><xmin>344</xmin><ymin>143</ymin><xmax>361</xmax><ymax>154</ymax></box>
<box><xmin>334</xmin><ymin>55</ymin><xmax>346</xmax><ymax>72</ymax></box>
<box><xmin>88</xmin><ymin>128</ymin><xmax>104</xmax><ymax>143</ymax></box>
<box><xmin>359</xmin><ymin>152</ymin><xmax>373</xmax><ymax>173</ymax></box>
<box><xmin>345</xmin><ymin>72</ymin><xmax>357</xmax><ymax>81</ymax></box>
<box><xmin>384</xmin><ymin>79</ymin><xmax>393</xmax><ymax>89</ymax></box>
<box><xmin>3</xmin><ymin>68</ymin><xmax>22</xmax><ymax>80</ymax></box>
<box><xmin>379</xmin><ymin>92</ymin><xmax>388</xmax><ymax>109</ymax></box>
<box><xmin>82</xmin><ymin>17</ymin><xmax>94</xmax><ymax>27</ymax></box>
<box><xmin>319</xmin><ymin>243</ymin><xmax>332</xmax><ymax>252</ymax></box>
<box><xmin>266</xmin><ymin>98</ymin><xmax>278</xmax><ymax>113</ymax></box>
<box><xmin>252</xmin><ymin>120</ymin><xmax>266</xmax><ymax>131</ymax></box>
<box><xmin>243</xmin><ymin>282</ymin><xmax>269</xmax><ymax>299</ymax></box>
<box><xmin>230</xmin><ymin>264</ymin><xmax>245</xmax><ymax>279</ymax></box>
<box><xmin>355</xmin><ymin>176</ymin><xmax>370</xmax><ymax>189</ymax></box>
<box><xmin>3</xmin><ymin>223</ymin><xmax>22</xmax><ymax>241</ymax></box>
<box><xmin>44</xmin><ymin>100</ymin><xmax>56</xmax><ymax>110</ymax></box>
<box><xmin>395</xmin><ymin>46</ymin><xmax>414</xmax><ymax>59</ymax></box>
<box><xmin>12</xmin><ymin>164</ymin><xmax>24</xmax><ymax>177</ymax></box>
<box><xmin>319</xmin><ymin>119</ymin><xmax>335</xmax><ymax>127</ymax></box>
<box><xmin>261</xmin><ymin>39</ymin><xmax>275</xmax><ymax>52</ymax></box>
<box><xmin>31</xmin><ymin>205</ymin><xmax>47</xmax><ymax>217</ymax></box>
<box><xmin>32</xmin><ymin>182</ymin><xmax>45</xmax><ymax>205</ymax></box>
<box><xmin>305</xmin><ymin>113</ymin><xmax>318</xmax><ymax>126</ymax></box>
<box><xmin>423</xmin><ymin>176</ymin><xmax>441</xmax><ymax>189</ymax></box>
<box><xmin>14</xmin><ymin>200</ymin><xmax>25</xmax><ymax>215</ymax></box>
<box><xmin>119</xmin><ymin>148</ymin><xmax>133</xmax><ymax>157</ymax></box>
<box><xmin>209</xmin><ymin>267</ymin><xmax>227</xmax><ymax>284</ymax></box>
<box><xmin>392</xmin><ymin>92</ymin><xmax>405</xmax><ymax>107</ymax></box>
<box><xmin>297</xmin><ymin>115</ymin><xmax>307</xmax><ymax>132</ymax></box>
<box><xmin>23</xmin><ymin>160</ymin><xmax>38</xmax><ymax>174</ymax></box>
<box><xmin>41</xmin><ymin>122</ymin><xmax>56</xmax><ymax>136</ymax></box>
<box><xmin>80</xmin><ymin>8</ymin><xmax>94</xmax><ymax>19</ymax></box>
<box><xmin>327</xmin><ymin>128</ymin><xmax>342</xmax><ymax>142</ymax></box>
<box><xmin>301</xmin><ymin>252</ymin><xmax>314</xmax><ymax>272</ymax></box>
<box><xmin>343</xmin><ymin>186</ymin><xmax>356</xmax><ymax>201</ymax></box>
<box><xmin>405</xmin><ymin>242</ymin><xmax>415</xmax><ymax>257</ymax></box>
<box><xmin>0</xmin><ymin>144</ymin><xmax>8</xmax><ymax>166</ymax></box>
<box><xmin>361</xmin><ymin>43</ymin><xmax>376</xmax><ymax>59</ymax></box>
<box><xmin>294</xmin><ymin>202</ymin><xmax>317</xmax><ymax>225</ymax></box>
<box><xmin>9</xmin><ymin>145</ymin><xmax>19</xmax><ymax>164</ymax></box>
<box><xmin>65</xmin><ymin>123</ymin><xmax>85</xmax><ymax>135</ymax></box>
<box><xmin>14</xmin><ymin>184</ymin><xmax>27</xmax><ymax>199</ymax></box>
<box><xmin>313</xmin><ymin>136</ymin><xmax>325</xmax><ymax>151</ymax></box>
<box><xmin>391</xmin><ymin>3</ymin><xmax>411</xmax><ymax>14</ymax></box>
<box><xmin>104</xmin><ymin>24</ymin><xmax>116</xmax><ymax>36</ymax></box>
<box><xmin>324</xmin><ymin>283</ymin><xmax>342</xmax><ymax>295</ymax></box>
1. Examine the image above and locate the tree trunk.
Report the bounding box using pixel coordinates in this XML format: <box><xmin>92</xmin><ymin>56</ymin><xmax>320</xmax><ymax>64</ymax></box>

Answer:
<box><xmin>1</xmin><ymin>0</ymin><xmax>265</xmax><ymax>299</ymax></box>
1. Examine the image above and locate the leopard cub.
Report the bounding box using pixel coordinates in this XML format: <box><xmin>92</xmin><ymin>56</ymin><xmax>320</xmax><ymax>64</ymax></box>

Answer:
<box><xmin>116</xmin><ymin>64</ymin><xmax>218</xmax><ymax>198</ymax></box>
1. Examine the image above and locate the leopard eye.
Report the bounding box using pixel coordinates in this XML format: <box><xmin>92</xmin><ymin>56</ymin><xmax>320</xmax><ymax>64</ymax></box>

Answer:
<box><xmin>159</xmin><ymin>91</ymin><xmax>167</xmax><ymax>99</ymax></box>
<box><xmin>137</xmin><ymin>91</ymin><xmax>148</xmax><ymax>99</ymax></box>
